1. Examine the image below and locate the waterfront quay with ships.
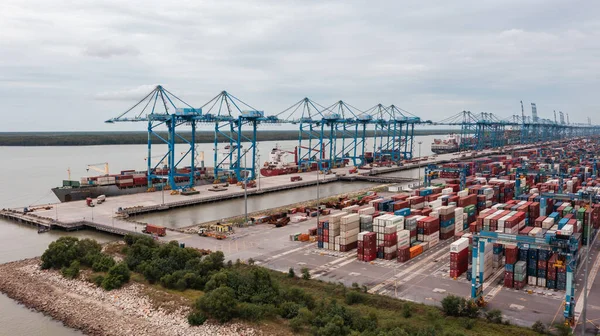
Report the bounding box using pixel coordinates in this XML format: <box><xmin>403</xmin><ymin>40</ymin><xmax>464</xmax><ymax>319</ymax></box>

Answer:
<box><xmin>4</xmin><ymin>86</ymin><xmax>600</xmax><ymax>333</ymax></box>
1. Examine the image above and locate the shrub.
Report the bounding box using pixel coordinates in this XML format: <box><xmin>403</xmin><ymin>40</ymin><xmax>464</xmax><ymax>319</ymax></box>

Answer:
<box><xmin>92</xmin><ymin>274</ymin><xmax>105</xmax><ymax>287</ymax></box>
<box><xmin>279</xmin><ymin>301</ymin><xmax>300</xmax><ymax>319</ymax></box>
<box><xmin>102</xmin><ymin>262</ymin><xmax>130</xmax><ymax>290</ymax></box>
<box><xmin>288</xmin><ymin>267</ymin><xmax>295</xmax><ymax>278</ymax></box>
<box><xmin>92</xmin><ymin>255</ymin><xmax>116</xmax><ymax>272</ymax></box>
<box><xmin>554</xmin><ymin>323</ymin><xmax>572</xmax><ymax>336</ymax></box>
<box><xmin>485</xmin><ymin>309</ymin><xmax>503</xmax><ymax>324</ymax></box>
<box><xmin>301</xmin><ymin>267</ymin><xmax>311</xmax><ymax>280</ymax></box>
<box><xmin>531</xmin><ymin>320</ymin><xmax>547</xmax><ymax>334</ymax></box>
<box><xmin>248</xmin><ymin>258</ymin><xmax>255</xmax><ymax>265</ymax></box>
<box><xmin>238</xmin><ymin>302</ymin><xmax>265</xmax><ymax>322</ymax></box>
<box><xmin>196</xmin><ymin>287</ymin><xmax>238</xmax><ymax>323</ymax></box>
<box><xmin>441</xmin><ymin>295</ymin><xmax>462</xmax><ymax>317</ymax></box>
<box><xmin>402</xmin><ymin>303</ymin><xmax>412</xmax><ymax>318</ymax></box>
<box><xmin>345</xmin><ymin>291</ymin><xmax>364</xmax><ymax>305</ymax></box>
<box><xmin>460</xmin><ymin>318</ymin><xmax>475</xmax><ymax>330</ymax></box>
<box><xmin>187</xmin><ymin>311</ymin><xmax>206</xmax><ymax>326</ymax></box>
<box><xmin>61</xmin><ymin>260</ymin><xmax>80</xmax><ymax>279</ymax></box>
<box><xmin>289</xmin><ymin>316</ymin><xmax>304</xmax><ymax>332</ymax></box>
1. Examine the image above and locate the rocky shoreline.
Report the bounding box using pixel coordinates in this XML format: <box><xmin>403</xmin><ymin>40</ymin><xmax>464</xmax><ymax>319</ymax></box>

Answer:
<box><xmin>0</xmin><ymin>258</ymin><xmax>259</xmax><ymax>336</ymax></box>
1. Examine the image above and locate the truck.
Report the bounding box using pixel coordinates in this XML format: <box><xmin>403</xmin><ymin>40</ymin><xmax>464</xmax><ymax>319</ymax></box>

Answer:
<box><xmin>96</xmin><ymin>195</ymin><xmax>106</xmax><ymax>204</ymax></box>
<box><xmin>142</xmin><ymin>224</ymin><xmax>166</xmax><ymax>237</ymax></box>
<box><xmin>86</xmin><ymin>197</ymin><xmax>95</xmax><ymax>207</ymax></box>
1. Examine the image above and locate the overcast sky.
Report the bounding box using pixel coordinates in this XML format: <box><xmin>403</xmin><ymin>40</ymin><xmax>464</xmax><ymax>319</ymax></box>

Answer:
<box><xmin>1</xmin><ymin>0</ymin><xmax>598</xmax><ymax>131</ymax></box>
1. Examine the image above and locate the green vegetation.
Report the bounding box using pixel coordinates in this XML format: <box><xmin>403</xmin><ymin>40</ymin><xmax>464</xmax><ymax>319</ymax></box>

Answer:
<box><xmin>61</xmin><ymin>260</ymin><xmax>80</xmax><ymax>279</ymax></box>
<box><xmin>42</xmin><ymin>236</ymin><xmax>541</xmax><ymax>335</ymax></box>
<box><xmin>0</xmin><ymin>129</ymin><xmax>459</xmax><ymax>146</ymax></box>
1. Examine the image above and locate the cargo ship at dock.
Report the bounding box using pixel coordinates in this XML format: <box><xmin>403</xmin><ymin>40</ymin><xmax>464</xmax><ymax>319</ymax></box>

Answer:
<box><xmin>260</xmin><ymin>145</ymin><xmax>344</xmax><ymax>177</ymax></box>
<box><xmin>431</xmin><ymin>134</ymin><xmax>472</xmax><ymax>154</ymax></box>
<box><xmin>52</xmin><ymin>167</ymin><xmax>213</xmax><ymax>202</ymax></box>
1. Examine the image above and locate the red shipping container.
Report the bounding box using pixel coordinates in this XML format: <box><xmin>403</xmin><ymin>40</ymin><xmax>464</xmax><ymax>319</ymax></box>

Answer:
<box><xmin>449</xmin><ymin>269</ymin><xmax>465</xmax><ymax>278</ymax></box>
<box><xmin>505</xmin><ymin>245</ymin><xmax>518</xmax><ymax>264</ymax></box>
<box><xmin>421</xmin><ymin>208</ymin><xmax>432</xmax><ymax>216</ymax></box>
<box><xmin>504</xmin><ymin>271</ymin><xmax>514</xmax><ymax>288</ymax></box>
<box><xmin>450</xmin><ymin>248</ymin><xmax>469</xmax><ymax>262</ymax></box>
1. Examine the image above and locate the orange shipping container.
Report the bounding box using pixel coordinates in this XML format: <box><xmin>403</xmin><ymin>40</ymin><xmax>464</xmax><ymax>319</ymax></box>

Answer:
<box><xmin>409</xmin><ymin>245</ymin><xmax>423</xmax><ymax>259</ymax></box>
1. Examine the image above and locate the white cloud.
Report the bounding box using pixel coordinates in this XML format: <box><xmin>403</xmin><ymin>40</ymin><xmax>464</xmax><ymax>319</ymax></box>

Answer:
<box><xmin>0</xmin><ymin>0</ymin><xmax>599</xmax><ymax>130</ymax></box>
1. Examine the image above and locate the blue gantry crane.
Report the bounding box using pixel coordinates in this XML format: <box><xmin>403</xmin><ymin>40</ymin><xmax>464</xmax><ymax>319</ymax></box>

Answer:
<box><xmin>105</xmin><ymin>85</ymin><xmax>204</xmax><ymax>191</ymax></box>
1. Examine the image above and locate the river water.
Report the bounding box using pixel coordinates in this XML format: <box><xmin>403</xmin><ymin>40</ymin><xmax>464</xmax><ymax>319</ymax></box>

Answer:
<box><xmin>0</xmin><ymin>135</ymin><xmax>437</xmax><ymax>335</ymax></box>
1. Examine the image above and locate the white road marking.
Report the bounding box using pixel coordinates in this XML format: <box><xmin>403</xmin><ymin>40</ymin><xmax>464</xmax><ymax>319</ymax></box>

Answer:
<box><xmin>255</xmin><ymin>242</ymin><xmax>316</xmax><ymax>265</ymax></box>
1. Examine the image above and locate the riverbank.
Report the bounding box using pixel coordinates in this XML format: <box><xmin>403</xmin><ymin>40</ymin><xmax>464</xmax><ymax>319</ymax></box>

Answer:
<box><xmin>0</xmin><ymin>258</ymin><xmax>259</xmax><ymax>336</ymax></box>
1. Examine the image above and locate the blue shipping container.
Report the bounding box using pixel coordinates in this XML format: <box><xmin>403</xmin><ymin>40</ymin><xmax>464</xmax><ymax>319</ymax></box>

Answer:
<box><xmin>395</xmin><ymin>208</ymin><xmax>411</xmax><ymax>217</ymax></box>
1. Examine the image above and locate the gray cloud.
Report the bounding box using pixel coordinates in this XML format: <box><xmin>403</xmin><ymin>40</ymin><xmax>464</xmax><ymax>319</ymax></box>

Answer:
<box><xmin>0</xmin><ymin>0</ymin><xmax>599</xmax><ymax>131</ymax></box>
<box><xmin>84</xmin><ymin>43</ymin><xmax>140</xmax><ymax>58</ymax></box>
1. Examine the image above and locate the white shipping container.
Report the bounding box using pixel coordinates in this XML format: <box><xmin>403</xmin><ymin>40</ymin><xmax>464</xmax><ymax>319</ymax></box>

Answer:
<box><xmin>429</xmin><ymin>211</ymin><xmax>439</xmax><ymax>219</ymax></box>
<box><xmin>384</xmin><ymin>225</ymin><xmax>397</xmax><ymax>234</ymax></box>
<box><xmin>329</xmin><ymin>212</ymin><xmax>345</xmax><ymax>224</ymax></box>
<box><xmin>358</xmin><ymin>207</ymin><xmax>375</xmax><ymax>215</ymax></box>
<box><xmin>342</xmin><ymin>228</ymin><xmax>360</xmax><ymax>238</ymax></box>
<box><xmin>557</xmin><ymin>224</ymin><xmax>573</xmax><ymax>236</ymax></box>
<box><xmin>384</xmin><ymin>245</ymin><xmax>397</xmax><ymax>254</ymax></box>
<box><xmin>457</xmin><ymin>190</ymin><xmax>468</xmax><ymax>197</ymax></box>
<box><xmin>340</xmin><ymin>235</ymin><xmax>358</xmax><ymax>245</ymax></box>
<box><xmin>428</xmin><ymin>199</ymin><xmax>442</xmax><ymax>209</ymax></box>
<box><xmin>450</xmin><ymin>237</ymin><xmax>470</xmax><ymax>252</ymax></box>
<box><xmin>442</xmin><ymin>187</ymin><xmax>453</xmax><ymax>195</ymax></box>
<box><xmin>428</xmin><ymin>236</ymin><xmax>440</xmax><ymax>247</ymax></box>
<box><xmin>341</xmin><ymin>213</ymin><xmax>360</xmax><ymax>224</ymax></box>
<box><xmin>291</xmin><ymin>216</ymin><xmax>308</xmax><ymax>223</ymax></box>
<box><xmin>341</xmin><ymin>221</ymin><xmax>360</xmax><ymax>232</ymax></box>
<box><xmin>342</xmin><ymin>205</ymin><xmax>360</xmax><ymax>213</ymax></box>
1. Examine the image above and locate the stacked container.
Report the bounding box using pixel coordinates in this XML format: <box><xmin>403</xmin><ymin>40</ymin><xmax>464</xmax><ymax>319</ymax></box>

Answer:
<box><xmin>504</xmin><ymin>244</ymin><xmax>518</xmax><ymax>288</ymax></box>
<box><xmin>357</xmin><ymin>232</ymin><xmax>376</xmax><ymax>262</ymax></box>
<box><xmin>359</xmin><ymin>214</ymin><xmax>373</xmax><ymax>232</ymax></box>
<box><xmin>339</xmin><ymin>213</ymin><xmax>360</xmax><ymax>252</ymax></box>
<box><xmin>326</xmin><ymin>213</ymin><xmax>343</xmax><ymax>250</ymax></box>
<box><xmin>450</xmin><ymin>238</ymin><xmax>469</xmax><ymax>277</ymax></box>
<box><xmin>514</xmin><ymin>261</ymin><xmax>527</xmax><ymax>289</ymax></box>
<box><xmin>417</xmin><ymin>216</ymin><xmax>440</xmax><ymax>248</ymax></box>
<box><xmin>439</xmin><ymin>205</ymin><xmax>456</xmax><ymax>240</ymax></box>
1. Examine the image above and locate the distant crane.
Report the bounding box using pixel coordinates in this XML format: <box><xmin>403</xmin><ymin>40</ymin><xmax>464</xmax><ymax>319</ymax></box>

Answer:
<box><xmin>86</xmin><ymin>162</ymin><xmax>109</xmax><ymax>175</ymax></box>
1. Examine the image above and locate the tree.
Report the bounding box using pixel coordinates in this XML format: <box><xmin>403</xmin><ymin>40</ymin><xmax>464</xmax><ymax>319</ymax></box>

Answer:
<box><xmin>301</xmin><ymin>267</ymin><xmax>311</xmax><ymax>280</ymax></box>
<box><xmin>41</xmin><ymin>237</ymin><xmax>80</xmax><ymax>269</ymax></box>
<box><xmin>288</xmin><ymin>267</ymin><xmax>295</xmax><ymax>278</ymax></box>
<box><xmin>196</xmin><ymin>287</ymin><xmax>238</xmax><ymax>323</ymax></box>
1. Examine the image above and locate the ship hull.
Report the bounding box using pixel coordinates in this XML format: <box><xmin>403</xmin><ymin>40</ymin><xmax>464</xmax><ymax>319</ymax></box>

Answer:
<box><xmin>52</xmin><ymin>179</ymin><xmax>213</xmax><ymax>202</ymax></box>
<box><xmin>431</xmin><ymin>147</ymin><xmax>460</xmax><ymax>154</ymax></box>
<box><xmin>260</xmin><ymin>167</ymin><xmax>299</xmax><ymax>177</ymax></box>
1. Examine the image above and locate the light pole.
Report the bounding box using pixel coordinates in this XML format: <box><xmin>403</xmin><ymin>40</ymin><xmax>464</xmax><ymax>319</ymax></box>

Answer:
<box><xmin>417</xmin><ymin>141</ymin><xmax>423</xmax><ymax>186</ymax></box>
<box><xmin>257</xmin><ymin>153</ymin><xmax>261</xmax><ymax>191</ymax></box>
<box><xmin>316</xmin><ymin>162</ymin><xmax>320</xmax><ymax>227</ymax></box>
<box><xmin>161</xmin><ymin>182</ymin><xmax>165</xmax><ymax>205</ymax></box>
<box><xmin>244</xmin><ymin>148</ymin><xmax>249</xmax><ymax>226</ymax></box>
<box><xmin>581</xmin><ymin>190</ymin><xmax>594</xmax><ymax>335</ymax></box>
